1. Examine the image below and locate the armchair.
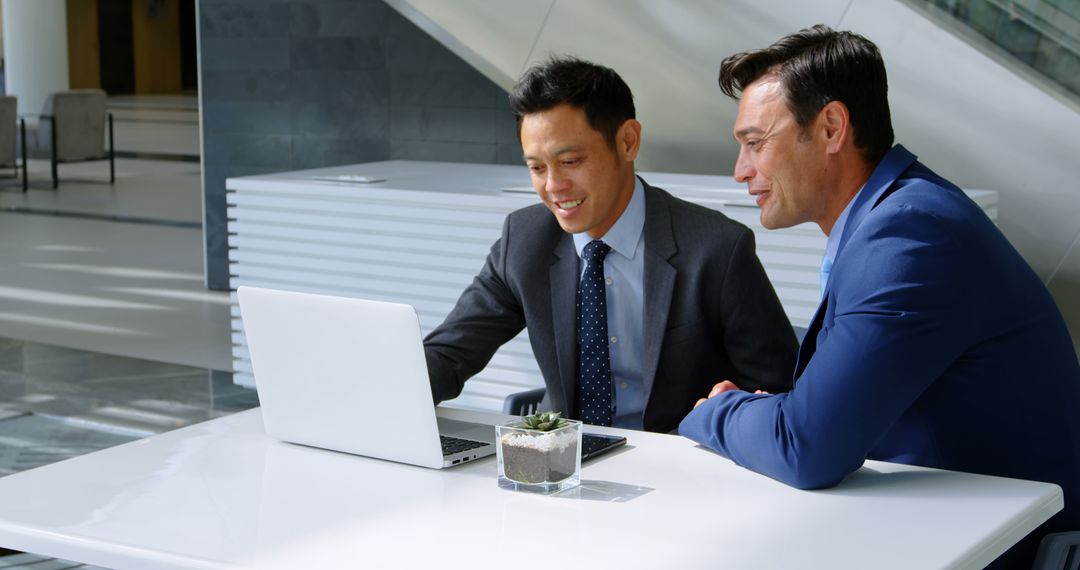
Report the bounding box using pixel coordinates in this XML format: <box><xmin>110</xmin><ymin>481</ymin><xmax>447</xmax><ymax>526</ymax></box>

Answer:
<box><xmin>21</xmin><ymin>89</ymin><xmax>114</xmax><ymax>189</ymax></box>
<box><xmin>0</xmin><ymin>95</ymin><xmax>26</xmax><ymax>191</ymax></box>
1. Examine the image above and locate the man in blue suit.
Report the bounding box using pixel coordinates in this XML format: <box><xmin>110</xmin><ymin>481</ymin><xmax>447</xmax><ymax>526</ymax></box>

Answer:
<box><xmin>680</xmin><ymin>25</ymin><xmax>1080</xmax><ymax>567</ymax></box>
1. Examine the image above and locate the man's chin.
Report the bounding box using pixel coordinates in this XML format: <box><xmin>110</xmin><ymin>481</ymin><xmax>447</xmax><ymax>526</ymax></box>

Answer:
<box><xmin>555</xmin><ymin>221</ymin><xmax>583</xmax><ymax>234</ymax></box>
<box><xmin>759</xmin><ymin>211</ymin><xmax>795</xmax><ymax>231</ymax></box>
<box><xmin>549</xmin><ymin>211</ymin><xmax>586</xmax><ymax>235</ymax></box>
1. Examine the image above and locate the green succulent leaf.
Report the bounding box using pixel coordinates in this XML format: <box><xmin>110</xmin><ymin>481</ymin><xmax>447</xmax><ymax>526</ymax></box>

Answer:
<box><xmin>516</xmin><ymin>410</ymin><xmax>569</xmax><ymax>432</ymax></box>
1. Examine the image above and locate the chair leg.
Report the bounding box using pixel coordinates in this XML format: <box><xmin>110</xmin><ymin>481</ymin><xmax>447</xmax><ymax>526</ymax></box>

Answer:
<box><xmin>20</xmin><ymin>118</ymin><xmax>27</xmax><ymax>193</ymax></box>
<box><xmin>50</xmin><ymin>117</ymin><xmax>58</xmax><ymax>190</ymax></box>
<box><xmin>108</xmin><ymin>112</ymin><xmax>115</xmax><ymax>184</ymax></box>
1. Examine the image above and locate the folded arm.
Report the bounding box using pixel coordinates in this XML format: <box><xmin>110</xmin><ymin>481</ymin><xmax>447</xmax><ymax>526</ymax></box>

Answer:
<box><xmin>681</xmin><ymin>203</ymin><xmax>967</xmax><ymax>488</ymax></box>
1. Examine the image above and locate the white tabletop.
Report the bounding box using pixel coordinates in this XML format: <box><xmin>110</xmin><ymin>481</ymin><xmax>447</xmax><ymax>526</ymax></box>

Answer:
<box><xmin>0</xmin><ymin>407</ymin><xmax>1061</xmax><ymax>569</ymax></box>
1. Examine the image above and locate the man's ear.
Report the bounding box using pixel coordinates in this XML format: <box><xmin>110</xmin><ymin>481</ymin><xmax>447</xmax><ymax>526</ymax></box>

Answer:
<box><xmin>618</xmin><ymin>119</ymin><xmax>642</xmax><ymax>161</ymax></box>
<box><xmin>819</xmin><ymin>101</ymin><xmax>850</xmax><ymax>155</ymax></box>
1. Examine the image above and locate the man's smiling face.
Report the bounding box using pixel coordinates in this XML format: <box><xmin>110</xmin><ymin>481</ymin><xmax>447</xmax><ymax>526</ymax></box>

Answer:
<box><xmin>733</xmin><ymin>76</ymin><xmax>828</xmax><ymax>230</ymax></box>
<box><xmin>521</xmin><ymin>104</ymin><xmax>637</xmax><ymax>238</ymax></box>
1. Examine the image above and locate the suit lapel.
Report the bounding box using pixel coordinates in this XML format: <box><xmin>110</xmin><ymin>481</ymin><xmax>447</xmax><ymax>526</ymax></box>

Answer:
<box><xmin>794</xmin><ymin>296</ymin><xmax>827</xmax><ymax>381</ymax></box>
<box><xmin>796</xmin><ymin>145</ymin><xmax>917</xmax><ymax>382</ymax></box>
<box><xmin>550</xmin><ymin>232</ymin><xmax>580</xmax><ymax>415</ymax></box>
<box><xmin>836</xmin><ymin>145</ymin><xmax>918</xmax><ymax>259</ymax></box>
<box><xmin>641</xmin><ymin>184</ymin><xmax>677</xmax><ymax>401</ymax></box>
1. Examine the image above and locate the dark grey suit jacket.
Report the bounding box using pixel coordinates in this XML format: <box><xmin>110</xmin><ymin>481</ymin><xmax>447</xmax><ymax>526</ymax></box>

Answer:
<box><xmin>425</xmin><ymin>180</ymin><xmax>797</xmax><ymax>433</ymax></box>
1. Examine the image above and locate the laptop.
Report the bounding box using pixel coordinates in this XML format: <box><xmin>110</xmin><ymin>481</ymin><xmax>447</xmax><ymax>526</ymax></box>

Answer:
<box><xmin>237</xmin><ymin>286</ymin><xmax>495</xmax><ymax>469</ymax></box>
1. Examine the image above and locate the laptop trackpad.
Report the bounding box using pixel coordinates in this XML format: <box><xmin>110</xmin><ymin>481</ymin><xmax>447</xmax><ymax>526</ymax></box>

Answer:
<box><xmin>438</xmin><ymin>418</ymin><xmax>496</xmax><ymax>444</ymax></box>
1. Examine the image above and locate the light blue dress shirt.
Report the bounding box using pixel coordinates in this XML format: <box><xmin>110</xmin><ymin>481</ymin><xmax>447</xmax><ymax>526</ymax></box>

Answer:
<box><xmin>572</xmin><ymin>178</ymin><xmax>645</xmax><ymax>429</ymax></box>
<box><xmin>822</xmin><ymin>185</ymin><xmax>864</xmax><ymax>297</ymax></box>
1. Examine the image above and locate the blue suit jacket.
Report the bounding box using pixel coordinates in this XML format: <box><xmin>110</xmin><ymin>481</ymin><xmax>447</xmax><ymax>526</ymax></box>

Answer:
<box><xmin>681</xmin><ymin>146</ymin><xmax>1080</xmax><ymax>548</ymax></box>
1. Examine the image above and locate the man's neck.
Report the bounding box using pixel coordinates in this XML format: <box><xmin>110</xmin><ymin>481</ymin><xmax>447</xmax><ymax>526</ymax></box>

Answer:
<box><xmin>819</xmin><ymin>160</ymin><xmax>875</xmax><ymax>236</ymax></box>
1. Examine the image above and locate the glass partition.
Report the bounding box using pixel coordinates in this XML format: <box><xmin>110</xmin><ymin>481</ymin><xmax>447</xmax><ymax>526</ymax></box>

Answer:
<box><xmin>906</xmin><ymin>0</ymin><xmax>1080</xmax><ymax>103</ymax></box>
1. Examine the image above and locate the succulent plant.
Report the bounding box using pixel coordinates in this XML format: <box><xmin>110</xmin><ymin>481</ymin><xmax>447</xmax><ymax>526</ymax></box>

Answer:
<box><xmin>515</xmin><ymin>410</ymin><xmax>569</xmax><ymax>432</ymax></box>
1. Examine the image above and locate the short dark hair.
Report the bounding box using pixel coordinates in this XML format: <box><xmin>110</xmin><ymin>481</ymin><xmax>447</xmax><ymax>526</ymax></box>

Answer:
<box><xmin>509</xmin><ymin>56</ymin><xmax>635</xmax><ymax>148</ymax></box>
<box><xmin>719</xmin><ymin>24</ymin><xmax>894</xmax><ymax>164</ymax></box>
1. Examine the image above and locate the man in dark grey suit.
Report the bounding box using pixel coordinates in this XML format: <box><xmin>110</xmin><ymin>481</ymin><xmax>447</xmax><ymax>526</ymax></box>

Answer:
<box><xmin>425</xmin><ymin>57</ymin><xmax>797</xmax><ymax>433</ymax></box>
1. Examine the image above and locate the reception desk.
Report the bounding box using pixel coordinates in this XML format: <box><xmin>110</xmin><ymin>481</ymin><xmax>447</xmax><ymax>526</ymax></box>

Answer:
<box><xmin>226</xmin><ymin>161</ymin><xmax>998</xmax><ymax>409</ymax></box>
<box><xmin>0</xmin><ymin>407</ymin><xmax>1059</xmax><ymax>569</ymax></box>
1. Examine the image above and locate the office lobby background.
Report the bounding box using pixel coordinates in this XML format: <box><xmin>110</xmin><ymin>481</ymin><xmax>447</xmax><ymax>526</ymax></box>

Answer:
<box><xmin>1</xmin><ymin>0</ymin><xmax>1078</xmax><ymax>367</ymax></box>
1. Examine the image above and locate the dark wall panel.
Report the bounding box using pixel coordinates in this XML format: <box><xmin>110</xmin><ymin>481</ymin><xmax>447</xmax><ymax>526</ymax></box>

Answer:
<box><xmin>180</xmin><ymin>0</ymin><xmax>198</xmax><ymax>90</ymax></box>
<box><xmin>99</xmin><ymin>0</ymin><xmax>135</xmax><ymax>94</ymax></box>
<box><xmin>198</xmin><ymin>0</ymin><xmax>519</xmax><ymax>290</ymax></box>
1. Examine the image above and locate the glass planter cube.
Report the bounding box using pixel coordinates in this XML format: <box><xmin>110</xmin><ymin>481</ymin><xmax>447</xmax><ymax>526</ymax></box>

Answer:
<box><xmin>496</xmin><ymin>419</ymin><xmax>582</xmax><ymax>494</ymax></box>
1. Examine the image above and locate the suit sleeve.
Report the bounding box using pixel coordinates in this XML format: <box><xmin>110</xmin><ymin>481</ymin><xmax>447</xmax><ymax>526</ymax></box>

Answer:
<box><xmin>717</xmin><ymin>228</ymin><xmax>799</xmax><ymax>393</ymax></box>
<box><xmin>681</xmin><ymin>202</ymin><xmax>967</xmax><ymax>489</ymax></box>
<box><xmin>424</xmin><ymin>217</ymin><xmax>527</xmax><ymax>404</ymax></box>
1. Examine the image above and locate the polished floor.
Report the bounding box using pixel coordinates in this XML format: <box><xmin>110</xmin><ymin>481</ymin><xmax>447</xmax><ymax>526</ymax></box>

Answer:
<box><xmin>0</xmin><ymin>95</ymin><xmax>243</xmax><ymax>569</ymax></box>
<box><xmin>0</xmin><ymin>96</ymin><xmax>229</xmax><ymax>371</ymax></box>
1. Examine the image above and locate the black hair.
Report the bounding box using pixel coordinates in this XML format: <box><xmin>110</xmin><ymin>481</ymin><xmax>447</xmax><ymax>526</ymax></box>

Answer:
<box><xmin>509</xmin><ymin>56</ymin><xmax>635</xmax><ymax>148</ymax></box>
<box><xmin>719</xmin><ymin>24</ymin><xmax>894</xmax><ymax>163</ymax></box>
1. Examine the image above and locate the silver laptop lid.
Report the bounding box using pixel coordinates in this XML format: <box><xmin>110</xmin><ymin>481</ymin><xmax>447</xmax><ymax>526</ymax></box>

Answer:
<box><xmin>237</xmin><ymin>286</ymin><xmax>446</xmax><ymax>469</ymax></box>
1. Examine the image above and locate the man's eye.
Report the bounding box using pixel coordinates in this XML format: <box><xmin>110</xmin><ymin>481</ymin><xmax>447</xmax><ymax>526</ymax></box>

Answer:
<box><xmin>528</xmin><ymin>165</ymin><xmax>544</xmax><ymax>173</ymax></box>
<box><xmin>746</xmin><ymin>140</ymin><xmax>760</xmax><ymax>149</ymax></box>
<box><xmin>561</xmin><ymin>159</ymin><xmax>579</xmax><ymax>166</ymax></box>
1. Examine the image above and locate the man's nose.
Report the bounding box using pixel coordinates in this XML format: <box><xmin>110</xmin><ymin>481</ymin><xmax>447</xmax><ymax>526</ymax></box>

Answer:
<box><xmin>734</xmin><ymin>147</ymin><xmax>754</xmax><ymax>184</ymax></box>
<box><xmin>546</xmin><ymin>169</ymin><xmax>571</xmax><ymax>193</ymax></box>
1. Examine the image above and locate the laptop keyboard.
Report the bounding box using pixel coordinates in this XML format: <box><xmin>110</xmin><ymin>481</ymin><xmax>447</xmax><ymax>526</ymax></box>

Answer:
<box><xmin>440</xmin><ymin>435</ymin><xmax>489</xmax><ymax>456</ymax></box>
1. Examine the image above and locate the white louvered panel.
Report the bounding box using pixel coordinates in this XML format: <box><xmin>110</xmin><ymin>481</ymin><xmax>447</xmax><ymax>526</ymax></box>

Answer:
<box><xmin>228</xmin><ymin>194</ymin><xmax>518</xmax><ymax>226</ymax></box>
<box><xmin>233</xmin><ymin>358</ymin><xmax>253</xmax><ymax>375</ymax></box>
<box><xmin>465</xmin><ymin>366</ymin><xmax>546</xmax><ymax>392</ymax></box>
<box><xmin>230</xmin><ymin>251</ymin><xmax>478</xmax><ymax>288</ymax></box>
<box><xmin>227</xmin><ymin>183</ymin><xmax>537</xmax><ymax>217</ymax></box>
<box><xmin>757</xmin><ymin>249</ymin><xmax>827</xmax><ymax>270</ymax></box>
<box><xmin>226</xmin><ymin>276</ymin><xmax>461</xmax><ymax>321</ymax></box>
<box><xmin>226</xmin><ymin>219</ymin><xmax>497</xmax><ymax>256</ymax></box>
<box><xmin>226</xmin><ymin>161</ymin><xmax>998</xmax><ymax>412</ymax></box>
<box><xmin>227</xmin><ymin>198</ymin><xmax>511</xmax><ymax>232</ymax></box>
<box><xmin>230</xmin><ymin>266</ymin><xmax>471</xmax><ymax>302</ymax></box>
<box><xmin>228</xmin><ymin>236</ymin><xmax>490</xmax><ymax>269</ymax></box>
<box><xmin>227</xmin><ymin>210</ymin><xmax>502</xmax><ymax>243</ymax></box>
<box><xmin>440</xmin><ymin>393</ymin><xmax>503</xmax><ymax>412</ymax></box>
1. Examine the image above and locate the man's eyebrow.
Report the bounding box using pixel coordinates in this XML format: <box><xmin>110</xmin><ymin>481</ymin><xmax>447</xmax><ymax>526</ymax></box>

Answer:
<box><xmin>734</xmin><ymin>127</ymin><xmax>764</xmax><ymax>140</ymax></box>
<box><xmin>524</xmin><ymin>145</ymin><xmax>581</xmax><ymax>161</ymax></box>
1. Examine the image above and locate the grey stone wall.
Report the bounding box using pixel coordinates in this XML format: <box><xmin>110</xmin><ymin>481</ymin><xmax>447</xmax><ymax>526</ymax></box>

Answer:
<box><xmin>198</xmin><ymin>0</ymin><xmax>520</xmax><ymax>290</ymax></box>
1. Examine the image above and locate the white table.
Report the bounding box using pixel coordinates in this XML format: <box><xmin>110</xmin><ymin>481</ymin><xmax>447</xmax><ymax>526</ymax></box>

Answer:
<box><xmin>0</xmin><ymin>408</ymin><xmax>1060</xmax><ymax>569</ymax></box>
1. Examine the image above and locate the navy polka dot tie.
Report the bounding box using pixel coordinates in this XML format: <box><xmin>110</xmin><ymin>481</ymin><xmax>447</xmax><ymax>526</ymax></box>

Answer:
<box><xmin>577</xmin><ymin>240</ymin><xmax>613</xmax><ymax>426</ymax></box>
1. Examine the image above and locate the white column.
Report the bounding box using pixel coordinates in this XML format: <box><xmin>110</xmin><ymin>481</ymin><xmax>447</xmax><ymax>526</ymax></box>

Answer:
<box><xmin>2</xmin><ymin>0</ymin><xmax>69</xmax><ymax>115</ymax></box>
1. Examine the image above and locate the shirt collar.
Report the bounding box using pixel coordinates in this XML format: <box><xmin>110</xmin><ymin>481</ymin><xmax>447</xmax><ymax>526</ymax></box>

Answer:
<box><xmin>824</xmin><ymin>144</ymin><xmax>917</xmax><ymax>265</ymax></box>
<box><xmin>824</xmin><ymin>183</ymin><xmax>862</xmax><ymax>265</ymax></box>
<box><xmin>573</xmin><ymin>177</ymin><xmax>645</xmax><ymax>260</ymax></box>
